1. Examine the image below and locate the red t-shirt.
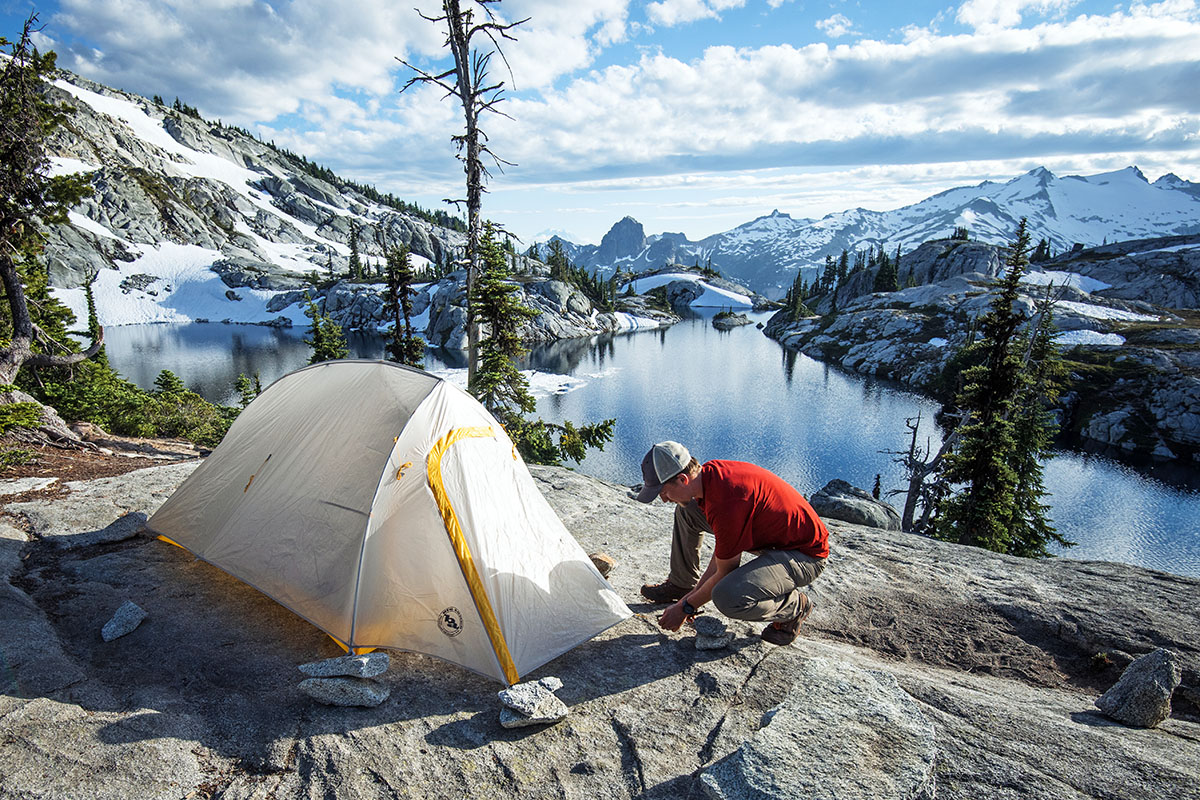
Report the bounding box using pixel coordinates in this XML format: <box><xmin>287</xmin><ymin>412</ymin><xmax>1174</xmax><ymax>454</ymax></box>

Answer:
<box><xmin>698</xmin><ymin>460</ymin><xmax>829</xmax><ymax>560</ymax></box>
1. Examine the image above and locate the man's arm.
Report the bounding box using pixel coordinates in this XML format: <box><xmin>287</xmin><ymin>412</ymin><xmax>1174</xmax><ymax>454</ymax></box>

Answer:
<box><xmin>658</xmin><ymin>554</ymin><xmax>741</xmax><ymax>631</ymax></box>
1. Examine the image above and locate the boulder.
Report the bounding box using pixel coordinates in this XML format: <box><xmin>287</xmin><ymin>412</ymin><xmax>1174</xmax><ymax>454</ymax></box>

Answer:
<box><xmin>498</xmin><ymin>677</ymin><xmax>569</xmax><ymax>728</ymax></box>
<box><xmin>809</xmin><ymin>479</ymin><xmax>902</xmax><ymax>531</ymax></box>
<box><xmin>699</xmin><ymin>658</ymin><xmax>937</xmax><ymax>800</ymax></box>
<box><xmin>1095</xmin><ymin>648</ymin><xmax>1181</xmax><ymax>728</ymax></box>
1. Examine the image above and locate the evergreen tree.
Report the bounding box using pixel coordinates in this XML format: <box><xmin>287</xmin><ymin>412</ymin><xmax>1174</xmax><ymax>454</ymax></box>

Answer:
<box><xmin>234</xmin><ymin>373</ymin><xmax>256</xmax><ymax>407</ymax></box>
<box><xmin>303</xmin><ymin>296</ymin><xmax>350</xmax><ymax>364</ymax></box>
<box><xmin>1031</xmin><ymin>238</ymin><xmax>1052</xmax><ymax>263</ymax></box>
<box><xmin>1005</xmin><ymin>299</ymin><xmax>1072</xmax><ymax>557</ymax></box>
<box><xmin>470</xmin><ymin>224</ymin><xmax>614</xmax><ymax>465</ymax></box>
<box><xmin>821</xmin><ymin>255</ymin><xmax>837</xmax><ymax>295</ymax></box>
<box><xmin>935</xmin><ymin>218</ymin><xmax>1061</xmax><ymax>555</ymax></box>
<box><xmin>469</xmin><ymin>224</ymin><xmax>539</xmax><ymax>420</ymax></box>
<box><xmin>347</xmin><ymin>227</ymin><xmax>362</xmax><ymax>281</ymax></box>
<box><xmin>1</xmin><ymin>15</ymin><xmax>101</xmax><ymax>396</ymax></box>
<box><xmin>836</xmin><ymin>249</ymin><xmax>849</xmax><ymax>284</ymax></box>
<box><xmin>526</xmin><ymin>242</ymin><xmax>541</xmax><ymax>261</ymax></box>
<box><xmin>384</xmin><ymin>245</ymin><xmax>425</xmax><ymax>368</ymax></box>
<box><xmin>545</xmin><ymin>238</ymin><xmax>570</xmax><ymax>281</ymax></box>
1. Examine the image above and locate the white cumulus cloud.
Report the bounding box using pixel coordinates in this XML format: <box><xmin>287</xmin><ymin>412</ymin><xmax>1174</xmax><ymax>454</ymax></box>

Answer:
<box><xmin>956</xmin><ymin>0</ymin><xmax>1080</xmax><ymax>30</ymax></box>
<box><xmin>646</xmin><ymin>0</ymin><xmax>746</xmax><ymax>27</ymax></box>
<box><xmin>815</xmin><ymin>13</ymin><xmax>858</xmax><ymax>38</ymax></box>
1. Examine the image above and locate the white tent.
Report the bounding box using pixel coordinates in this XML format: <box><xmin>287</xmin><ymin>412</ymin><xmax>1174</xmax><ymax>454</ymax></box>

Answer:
<box><xmin>147</xmin><ymin>360</ymin><xmax>631</xmax><ymax>685</ymax></box>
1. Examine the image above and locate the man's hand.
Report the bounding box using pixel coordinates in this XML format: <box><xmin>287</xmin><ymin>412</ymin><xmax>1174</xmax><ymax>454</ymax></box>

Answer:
<box><xmin>658</xmin><ymin>600</ymin><xmax>689</xmax><ymax>631</ymax></box>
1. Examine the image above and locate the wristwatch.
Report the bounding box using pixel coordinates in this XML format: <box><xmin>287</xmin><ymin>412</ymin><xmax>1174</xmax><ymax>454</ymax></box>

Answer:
<box><xmin>681</xmin><ymin>599</ymin><xmax>698</xmax><ymax>617</ymax></box>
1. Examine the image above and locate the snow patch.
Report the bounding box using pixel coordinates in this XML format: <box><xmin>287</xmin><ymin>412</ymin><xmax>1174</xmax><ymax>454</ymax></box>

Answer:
<box><xmin>1125</xmin><ymin>243</ymin><xmax>1200</xmax><ymax>257</ymax></box>
<box><xmin>51</xmin><ymin>241</ymin><xmax>309</xmax><ymax>328</ymax></box>
<box><xmin>1055</xmin><ymin>330</ymin><xmax>1126</xmax><ymax>346</ymax></box>
<box><xmin>1056</xmin><ymin>300</ymin><xmax>1159</xmax><ymax>323</ymax></box>
<box><xmin>1022</xmin><ymin>270</ymin><xmax>1112</xmax><ymax>293</ymax></box>
<box><xmin>927</xmin><ymin>337</ymin><xmax>948</xmax><ymax>347</ymax></box>
<box><xmin>48</xmin><ymin>156</ymin><xmax>98</xmax><ymax>177</ymax></box>
<box><xmin>427</xmin><ymin>367</ymin><xmax>588</xmax><ymax>399</ymax></box>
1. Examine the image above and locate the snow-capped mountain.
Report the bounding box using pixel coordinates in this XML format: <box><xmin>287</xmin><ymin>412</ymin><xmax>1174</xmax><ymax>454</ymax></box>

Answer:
<box><xmin>562</xmin><ymin>166</ymin><xmax>1200</xmax><ymax>298</ymax></box>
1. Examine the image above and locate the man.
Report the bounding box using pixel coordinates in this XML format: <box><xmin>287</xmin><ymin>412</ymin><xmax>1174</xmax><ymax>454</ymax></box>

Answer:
<box><xmin>636</xmin><ymin>441</ymin><xmax>828</xmax><ymax>645</ymax></box>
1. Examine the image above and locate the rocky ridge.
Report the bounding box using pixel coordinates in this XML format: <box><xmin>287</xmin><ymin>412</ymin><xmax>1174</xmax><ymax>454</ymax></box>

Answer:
<box><xmin>765</xmin><ymin>234</ymin><xmax>1200</xmax><ymax>460</ymax></box>
<box><xmin>551</xmin><ymin>167</ymin><xmax>1200</xmax><ymax>298</ymax></box>
<box><xmin>38</xmin><ymin>70</ymin><xmax>676</xmax><ymax>349</ymax></box>
<box><xmin>1</xmin><ymin>461</ymin><xmax>1197</xmax><ymax>799</ymax></box>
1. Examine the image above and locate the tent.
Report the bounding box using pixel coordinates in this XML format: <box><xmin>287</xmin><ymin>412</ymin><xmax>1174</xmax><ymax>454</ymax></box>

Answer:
<box><xmin>147</xmin><ymin>360</ymin><xmax>631</xmax><ymax>685</ymax></box>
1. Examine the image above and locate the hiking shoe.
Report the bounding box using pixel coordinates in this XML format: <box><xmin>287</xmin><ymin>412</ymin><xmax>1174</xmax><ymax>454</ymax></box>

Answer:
<box><xmin>640</xmin><ymin>580</ymin><xmax>689</xmax><ymax>604</ymax></box>
<box><xmin>761</xmin><ymin>593</ymin><xmax>814</xmax><ymax>646</ymax></box>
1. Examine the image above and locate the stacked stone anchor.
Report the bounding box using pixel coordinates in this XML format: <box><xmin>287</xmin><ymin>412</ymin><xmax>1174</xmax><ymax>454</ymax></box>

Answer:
<box><xmin>298</xmin><ymin>652</ymin><xmax>391</xmax><ymax>707</ymax></box>
<box><xmin>498</xmin><ymin>677</ymin><xmax>569</xmax><ymax>728</ymax></box>
<box><xmin>693</xmin><ymin>615</ymin><xmax>734</xmax><ymax>650</ymax></box>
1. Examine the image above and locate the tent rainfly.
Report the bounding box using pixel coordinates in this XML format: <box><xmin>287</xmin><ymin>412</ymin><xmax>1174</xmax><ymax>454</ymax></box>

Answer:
<box><xmin>147</xmin><ymin>360</ymin><xmax>631</xmax><ymax>685</ymax></box>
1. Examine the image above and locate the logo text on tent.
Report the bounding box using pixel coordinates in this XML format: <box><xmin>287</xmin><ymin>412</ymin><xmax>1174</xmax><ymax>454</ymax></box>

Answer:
<box><xmin>439</xmin><ymin>607</ymin><xmax>464</xmax><ymax>637</ymax></box>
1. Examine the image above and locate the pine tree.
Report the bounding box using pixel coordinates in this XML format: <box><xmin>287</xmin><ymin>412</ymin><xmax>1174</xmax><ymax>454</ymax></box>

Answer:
<box><xmin>384</xmin><ymin>246</ymin><xmax>425</xmax><ymax>368</ymax></box>
<box><xmin>469</xmin><ymin>224</ymin><xmax>538</xmax><ymax>419</ymax></box>
<box><xmin>936</xmin><ymin>218</ymin><xmax>1050</xmax><ymax>554</ymax></box>
<box><xmin>348</xmin><ymin>227</ymin><xmax>362</xmax><ymax>281</ymax></box>
<box><xmin>1</xmin><ymin>15</ymin><xmax>102</xmax><ymax>397</ymax></box>
<box><xmin>1005</xmin><ymin>298</ymin><xmax>1072</xmax><ymax>557</ymax></box>
<box><xmin>234</xmin><ymin>374</ymin><xmax>256</xmax><ymax>407</ymax></box>
<box><xmin>821</xmin><ymin>255</ymin><xmax>837</xmax><ymax>296</ymax></box>
<box><xmin>470</xmin><ymin>224</ymin><xmax>614</xmax><ymax>465</ymax></box>
<box><xmin>303</xmin><ymin>296</ymin><xmax>350</xmax><ymax>364</ymax></box>
<box><xmin>836</xmin><ymin>249</ymin><xmax>849</xmax><ymax>284</ymax></box>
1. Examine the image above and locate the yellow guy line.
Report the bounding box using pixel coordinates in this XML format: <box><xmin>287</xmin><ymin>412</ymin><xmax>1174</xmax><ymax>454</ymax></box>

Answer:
<box><xmin>426</xmin><ymin>426</ymin><xmax>519</xmax><ymax>685</ymax></box>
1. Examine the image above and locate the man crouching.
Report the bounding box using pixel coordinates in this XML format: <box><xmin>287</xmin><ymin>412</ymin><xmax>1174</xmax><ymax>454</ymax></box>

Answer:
<box><xmin>635</xmin><ymin>441</ymin><xmax>829</xmax><ymax>645</ymax></box>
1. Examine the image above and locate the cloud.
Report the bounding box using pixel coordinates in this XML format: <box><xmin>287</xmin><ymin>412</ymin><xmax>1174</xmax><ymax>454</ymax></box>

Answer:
<box><xmin>956</xmin><ymin>0</ymin><xmax>1079</xmax><ymax>30</ymax></box>
<box><xmin>815</xmin><ymin>13</ymin><xmax>857</xmax><ymax>38</ymax></box>
<box><xmin>646</xmin><ymin>0</ymin><xmax>746</xmax><ymax>27</ymax></box>
<box><xmin>479</xmin><ymin>1</ymin><xmax>1200</xmax><ymax>186</ymax></box>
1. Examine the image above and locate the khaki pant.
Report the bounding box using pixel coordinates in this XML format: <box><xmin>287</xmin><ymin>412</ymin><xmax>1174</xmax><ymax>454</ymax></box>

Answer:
<box><xmin>668</xmin><ymin>500</ymin><xmax>826</xmax><ymax>623</ymax></box>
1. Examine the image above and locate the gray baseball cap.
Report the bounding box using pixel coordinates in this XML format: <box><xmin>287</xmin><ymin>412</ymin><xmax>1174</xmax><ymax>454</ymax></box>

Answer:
<box><xmin>636</xmin><ymin>441</ymin><xmax>692</xmax><ymax>503</ymax></box>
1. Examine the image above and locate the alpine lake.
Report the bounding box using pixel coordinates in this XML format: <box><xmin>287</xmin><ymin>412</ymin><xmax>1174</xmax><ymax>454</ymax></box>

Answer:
<box><xmin>101</xmin><ymin>311</ymin><xmax>1200</xmax><ymax>578</ymax></box>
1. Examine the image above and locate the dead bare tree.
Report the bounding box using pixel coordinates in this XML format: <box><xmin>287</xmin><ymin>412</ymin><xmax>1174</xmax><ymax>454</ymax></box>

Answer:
<box><xmin>2</xmin><ymin>15</ymin><xmax>102</xmax><ymax>440</ymax></box>
<box><xmin>396</xmin><ymin>0</ymin><xmax>526</xmax><ymax>386</ymax></box>
<box><xmin>883</xmin><ymin>411</ymin><xmax>963</xmax><ymax>532</ymax></box>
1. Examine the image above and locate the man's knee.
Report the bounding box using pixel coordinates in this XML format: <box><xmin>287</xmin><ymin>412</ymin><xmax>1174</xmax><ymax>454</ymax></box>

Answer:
<box><xmin>710</xmin><ymin>578</ymin><xmax>758</xmax><ymax>620</ymax></box>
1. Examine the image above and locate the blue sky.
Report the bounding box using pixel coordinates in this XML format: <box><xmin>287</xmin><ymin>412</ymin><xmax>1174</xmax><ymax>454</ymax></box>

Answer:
<box><xmin>4</xmin><ymin>0</ymin><xmax>1199</xmax><ymax>243</ymax></box>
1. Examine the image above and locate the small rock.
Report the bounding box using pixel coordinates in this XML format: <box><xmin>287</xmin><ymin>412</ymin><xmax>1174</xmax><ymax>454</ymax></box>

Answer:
<box><xmin>696</xmin><ymin>632</ymin><xmax>734</xmax><ymax>650</ymax></box>
<box><xmin>498</xmin><ymin>676</ymin><xmax>569</xmax><ymax>728</ymax></box>
<box><xmin>499</xmin><ymin>694</ymin><xmax>569</xmax><ymax>729</ymax></box>
<box><xmin>101</xmin><ymin>600</ymin><xmax>147</xmax><ymax>642</ymax></box>
<box><xmin>693</xmin><ymin>616</ymin><xmax>734</xmax><ymax>649</ymax></box>
<box><xmin>1095</xmin><ymin>648</ymin><xmax>1180</xmax><ymax>728</ymax></box>
<box><xmin>498</xmin><ymin>676</ymin><xmax>564</xmax><ymax>717</ymax></box>
<box><xmin>299</xmin><ymin>677</ymin><xmax>390</xmax><ymax>707</ymax></box>
<box><xmin>588</xmin><ymin>551</ymin><xmax>616</xmax><ymax>578</ymax></box>
<box><xmin>298</xmin><ymin>652</ymin><xmax>390</xmax><ymax>678</ymax></box>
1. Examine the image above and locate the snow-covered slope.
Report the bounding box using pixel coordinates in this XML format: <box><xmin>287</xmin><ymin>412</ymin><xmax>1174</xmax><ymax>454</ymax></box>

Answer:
<box><xmin>38</xmin><ymin>71</ymin><xmax>468</xmax><ymax>329</ymax></box>
<box><xmin>565</xmin><ymin>167</ymin><xmax>1200</xmax><ymax>298</ymax></box>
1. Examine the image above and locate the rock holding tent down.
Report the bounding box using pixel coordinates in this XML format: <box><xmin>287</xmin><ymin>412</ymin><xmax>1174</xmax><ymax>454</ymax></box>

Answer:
<box><xmin>498</xmin><ymin>677</ymin><xmax>568</xmax><ymax>728</ymax></box>
<box><xmin>1095</xmin><ymin>648</ymin><xmax>1181</xmax><ymax>728</ymax></box>
<box><xmin>299</xmin><ymin>677</ymin><xmax>390</xmax><ymax>707</ymax></box>
<box><xmin>298</xmin><ymin>652</ymin><xmax>390</xmax><ymax>679</ymax></box>
<box><xmin>694</xmin><ymin>615</ymin><xmax>733</xmax><ymax>650</ymax></box>
<box><xmin>101</xmin><ymin>600</ymin><xmax>147</xmax><ymax>642</ymax></box>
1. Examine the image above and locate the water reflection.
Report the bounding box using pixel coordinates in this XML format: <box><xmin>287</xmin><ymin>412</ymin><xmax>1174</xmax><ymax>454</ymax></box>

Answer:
<box><xmin>102</xmin><ymin>315</ymin><xmax>1200</xmax><ymax>577</ymax></box>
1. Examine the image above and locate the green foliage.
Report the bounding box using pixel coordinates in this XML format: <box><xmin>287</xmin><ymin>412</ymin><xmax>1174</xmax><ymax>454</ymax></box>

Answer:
<box><xmin>469</xmin><ymin>225</ymin><xmax>615</xmax><ymax>465</ymax></box>
<box><xmin>0</xmin><ymin>446</ymin><xmax>35</xmax><ymax>468</ymax></box>
<box><xmin>872</xmin><ymin>244</ymin><xmax>900</xmax><ymax>293</ymax></box>
<box><xmin>384</xmin><ymin>246</ymin><xmax>425</xmax><ymax>368</ymax></box>
<box><xmin>544</xmin><ymin>239</ymin><xmax>616</xmax><ymax>311</ymax></box>
<box><xmin>348</xmin><ymin>227</ymin><xmax>363</xmax><ymax>281</ymax></box>
<box><xmin>0</xmin><ymin>401</ymin><xmax>41</xmax><ymax>433</ymax></box>
<box><xmin>304</xmin><ymin>296</ymin><xmax>350</xmax><ymax>364</ymax></box>
<box><xmin>952</xmin><ymin>226</ymin><xmax>970</xmax><ymax>241</ymax></box>
<box><xmin>234</xmin><ymin>373</ymin><xmax>256</xmax><ymax>407</ymax></box>
<box><xmin>935</xmin><ymin>218</ymin><xmax>1066</xmax><ymax>556</ymax></box>
<box><xmin>154</xmin><ymin>369</ymin><xmax>186</xmax><ymax>393</ymax></box>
